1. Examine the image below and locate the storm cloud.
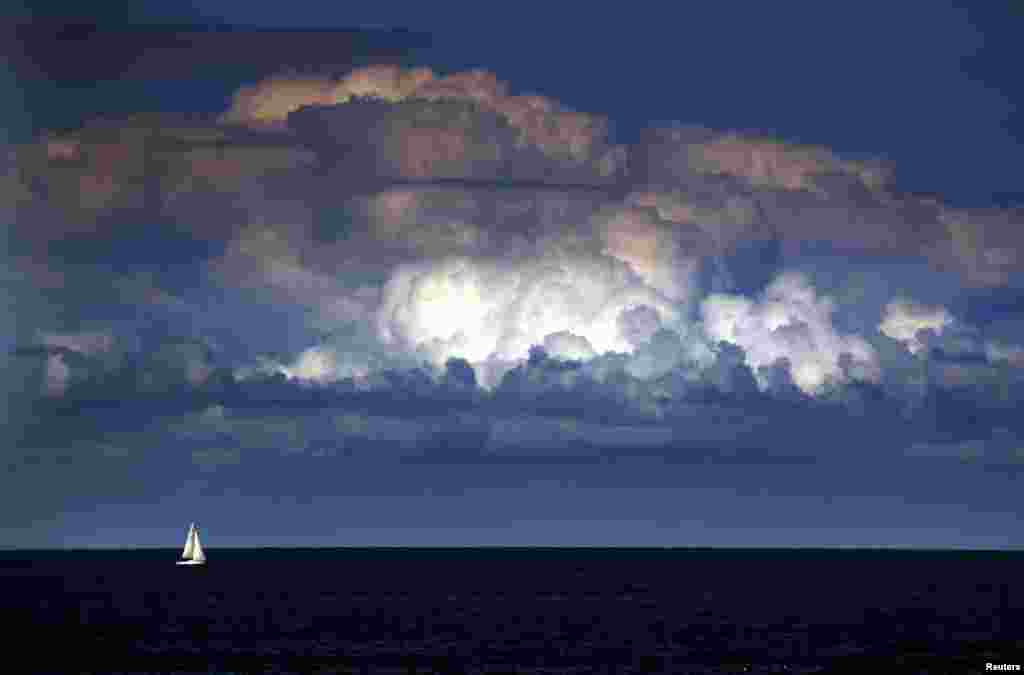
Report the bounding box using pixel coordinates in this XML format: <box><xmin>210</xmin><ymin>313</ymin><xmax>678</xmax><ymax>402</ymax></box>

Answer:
<box><xmin>4</xmin><ymin>55</ymin><xmax>1024</xmax><ymax>546</ymax></box>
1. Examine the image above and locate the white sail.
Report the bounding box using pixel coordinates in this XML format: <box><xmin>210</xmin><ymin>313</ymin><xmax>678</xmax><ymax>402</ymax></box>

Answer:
<box><xmin>182</xmin><ymin>523</ymin><xmax>195</xmax><ymax>559</ymax></box>
<box><xmin>176</xmin><ymin>523</ymin><xmax>205</xmax><ymax>565</ymax></box>
<box><xmin>191</xmin><ymin>529</ymin><xmax>206</xmax><ymax>563</ymax></box>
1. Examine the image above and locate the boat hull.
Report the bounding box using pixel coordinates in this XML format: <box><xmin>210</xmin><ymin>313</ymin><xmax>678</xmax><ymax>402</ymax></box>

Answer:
<box><xmin>176</xmin><ymin>560</ymin><xmax>205</xmax><ymax>565</ymax></box>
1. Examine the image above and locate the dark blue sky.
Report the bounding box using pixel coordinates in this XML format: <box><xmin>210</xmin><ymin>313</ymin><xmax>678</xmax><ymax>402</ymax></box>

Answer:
<box><xmin>3</xmin><ymin>1</ymin><xmax>1024</xmax><ymax>549</ymax></box>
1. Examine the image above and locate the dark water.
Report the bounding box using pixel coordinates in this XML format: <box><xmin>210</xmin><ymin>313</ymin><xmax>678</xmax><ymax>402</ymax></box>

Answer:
<box><xmin>5</xmin><ymin>547</ymin><xmax>1023</xmax><ymax>674</ymax></box>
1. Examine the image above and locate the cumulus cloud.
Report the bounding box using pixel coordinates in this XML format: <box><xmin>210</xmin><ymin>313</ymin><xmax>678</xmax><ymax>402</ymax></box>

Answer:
<box><xmin>250</xmin><ymin>345</ymin><xmax>377</xmax><ymax>384</ymax></box>
<box><xmin>11</xmin><ymin>63</ymin><xmax>1024</xmax><ymax>296</ymax></box>
<box><xmin>542</xmin><ymin>331</ymin><xmax>597</xmax><ymax>361</ymax></box>
<box><xmin>633</xmin><ymin>124</ymin><xmax>891</xmax><ymax>194</ymax></box>
<box><xmin>874</xmin><ymin>297</ymin><xmax>1024</xmax><ymax>379</ymax></box>
<box><xmin>12</xmin><ymin>42</ymin><xmax>1024</xmax><ymax>553</ymax></box>
<box><xmin>701</xmin><ymin>272</ymin><xmax>879</xmax><ymax>395</ymax></box>
<box><xmin>595</xmin><ymin>206</ymin><xmax>703</xmax><ymax>302</ymax></box>
<box><xmin>617</xmin><ymin>306</ymin><xmax>662</xmax><ymax>348</ymax></box>
<box><xmin>9</xmin><ymin>60</ymin><xmax>1024</xmax><ymax>463</ymax></box>
<box><xmin>878</xmin><ymin>299</ymin><xmax>955</xmax><ymax>355</ymax></box>
<box><xmin>375</xmin><ymin>248</ymin><xmax>685</xmax><ymax>378</ymax></box>
<box><xmin>221</xmin><ymin>67</ymin><xmax>435</xmax><ymax>124</ymax></box>
<box><xmin>628</xmin><ymin>127</ymin><xmax>1024</xmax><ymax>287</ymax></box>
<box><xmin>936</xmin><ymin>207</ymin><xmax>1023</xmax><ymax>286</ymax></box>
<box><xmin>223</xmin><ymin>65</ymin><xmax>626</xmax><ymax>181</ymax></box>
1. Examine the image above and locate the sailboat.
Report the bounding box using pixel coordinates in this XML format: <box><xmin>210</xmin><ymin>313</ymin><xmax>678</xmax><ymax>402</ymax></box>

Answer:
<box><xmin>176</xmin><ymin>522</ymin><xmax>206</xmax><ymax>565</ymax></box>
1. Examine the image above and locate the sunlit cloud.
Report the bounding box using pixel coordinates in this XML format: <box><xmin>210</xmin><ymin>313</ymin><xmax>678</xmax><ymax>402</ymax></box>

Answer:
<box><xmin>376</xmin><ymin>249</ymin><xmax>684</xmax><ymax>377</ymax></box>
<box><xmin>224</xmin><ymin>65</ymin><xmax>626</xmax><ymax>177</ymax></box>
<box><xmin>701</xmin><ymin>272</ymin><xmax>879</xmax><ymax>395</ymax></box>
<box><xmin>878</xmin><ymin>299</ymin><xmax>955</xmax><ymax>355</ymax></box>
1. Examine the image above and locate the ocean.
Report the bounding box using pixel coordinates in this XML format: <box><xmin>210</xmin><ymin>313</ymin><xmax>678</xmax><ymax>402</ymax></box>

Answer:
<box><xmin>5</xmin><ymin>547</ymin><xmax>1022</xmax><ymax>674</ymax></box>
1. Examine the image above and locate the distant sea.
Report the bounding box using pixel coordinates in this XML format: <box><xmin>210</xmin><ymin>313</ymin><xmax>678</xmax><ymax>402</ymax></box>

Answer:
<box><xmin>5</xmin><ymin>547</ymin><xmax>1022</xmax><ymax>674</ymax></box>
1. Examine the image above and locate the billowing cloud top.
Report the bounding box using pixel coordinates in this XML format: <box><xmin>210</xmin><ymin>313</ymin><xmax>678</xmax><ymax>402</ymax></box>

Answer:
<box><xmin>702</xmin><ymin>273</ymin><xmax>879</xmax><ymax>395</ymax></box>
<box><xmin>222</xmin><ymin>65</ymin><xmax>625</xmax><ymax>183</ymax></box>
<box><xmin>5</xmin><ymin>62</ymin><xmax>1024</xmax><ymax>498</ymax></box>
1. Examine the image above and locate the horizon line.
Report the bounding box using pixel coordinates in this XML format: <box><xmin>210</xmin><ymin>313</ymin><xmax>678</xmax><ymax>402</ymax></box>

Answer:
<box><xmin>3</xmin><ymin>544</ymin><xmax>1021</xmax><ymax>553</ymax></box>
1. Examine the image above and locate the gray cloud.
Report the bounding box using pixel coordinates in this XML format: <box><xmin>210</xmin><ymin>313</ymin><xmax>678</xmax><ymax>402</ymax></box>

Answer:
<box><xmin>5</xmin><ymin>63</ymin><xmax>1024</xmax><ymax>498</ymax></box>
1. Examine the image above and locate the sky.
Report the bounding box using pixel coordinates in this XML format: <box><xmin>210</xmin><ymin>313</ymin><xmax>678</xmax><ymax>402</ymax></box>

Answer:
<box><xmin>3</xmin><ymin>1</ymin><xmax>1024</xmax><ymax>549</ymax></box>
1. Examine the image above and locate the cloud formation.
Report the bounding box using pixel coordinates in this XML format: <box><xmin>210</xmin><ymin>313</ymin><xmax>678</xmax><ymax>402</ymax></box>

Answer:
<box><xmin>701</xmin><ymin>272</ymin><xmax>880</xmax><ymax>395</ymax></box>
<box><xmin>224</xmin><ymin>65</ymin><xmax>626</xmax><ymax>182</ymax></box>
<box><xmin>878</xmin><ymin>299</ymin><xmax>955</xmax><ymax>355</ymax></box>
<box><xmin>375</xmin><ymin>248</ymin><xmax>685</xmax><ymax>380</ymax></box>
<box><xmin>6</xmin><ymin>62</ymin><xmax>1024</xmax><ymax>475</ymax></box>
